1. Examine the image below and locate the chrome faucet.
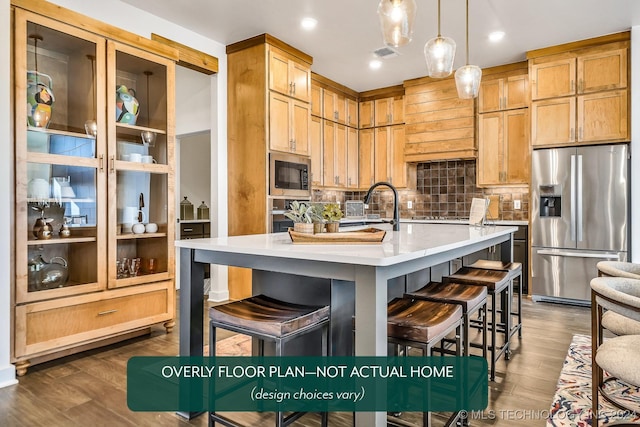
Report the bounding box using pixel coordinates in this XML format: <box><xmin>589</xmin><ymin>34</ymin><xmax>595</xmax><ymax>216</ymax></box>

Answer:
<box><xmin>364</xmin><ymin>181</ymin><xmax>400</xmax><ymax>231</ymax></box>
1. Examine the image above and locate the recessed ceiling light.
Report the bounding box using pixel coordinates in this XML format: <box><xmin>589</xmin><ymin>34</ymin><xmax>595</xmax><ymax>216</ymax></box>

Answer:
<box><xmin>369</xmin><ymin>60</ymin><xmax>382</xmax><ymax>70</ymax></box>
<box><xmin>301</xmin><ymin>17</ymin><xmax>317</xmax><ymax>30</ymax></box>
<box><xmin>488</xmin><ymin>31</ymin><xmax>505</xmax><ymax>42</ymax></box>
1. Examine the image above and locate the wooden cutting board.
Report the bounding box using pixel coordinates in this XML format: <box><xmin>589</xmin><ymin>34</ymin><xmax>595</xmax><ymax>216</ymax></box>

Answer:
<box><xmin>487</xmin><ymin>195</ymin><xmax>500</xmax><ymax>220</ymax></box>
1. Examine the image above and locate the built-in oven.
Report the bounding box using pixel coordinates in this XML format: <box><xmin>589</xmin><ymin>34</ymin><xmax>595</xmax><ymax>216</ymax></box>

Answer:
<box><xmin>269</xmin><ymin>152</ymin><xmax>311</xmax><ymax>198</ymax></box>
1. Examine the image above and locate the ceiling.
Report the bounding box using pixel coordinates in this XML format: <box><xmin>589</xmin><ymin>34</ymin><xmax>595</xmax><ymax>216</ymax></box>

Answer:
<box><xmin>122</xmin><ymin>0</ymin><xmax>640</xmax><ymax>93</ymax></box>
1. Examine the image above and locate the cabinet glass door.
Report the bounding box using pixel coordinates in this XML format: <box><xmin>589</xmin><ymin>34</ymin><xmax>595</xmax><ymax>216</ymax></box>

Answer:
<box><xmin>108</xmin><ymin>41</ymin><xmax>174</xmax><ymax>289</ymax></box>
<box><xmin>15</xmin><ymin>10</ymin><xmax>107</xmax><ymax>303</ymax></box>
<box><xmin>110</xmin><ymin>43</ymin><xmax>169</xmax><ymax>166</ymax></box>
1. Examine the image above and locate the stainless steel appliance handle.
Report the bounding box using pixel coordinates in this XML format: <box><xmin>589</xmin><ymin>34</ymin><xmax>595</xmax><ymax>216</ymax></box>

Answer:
<box><xmin>536</xmin><ymin>249</ymin><xmax>619</xmax><ymax>259</ymax></box>
<box><xmin>577</xmin><ymin>154</ymin><xmax>583</xmax><ymax>242</ymax></box>
<box><xmin>570</xmin><ymin>154</ymin><xmax>576</xmax><ymax>241</ymax></box>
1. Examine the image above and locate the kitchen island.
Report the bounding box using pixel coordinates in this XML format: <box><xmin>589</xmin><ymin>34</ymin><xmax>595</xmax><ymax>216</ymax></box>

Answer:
<box><xmin>175</xmin><ymin>223</ymin><xmax>517</xmax><ymax>426</ymax></box>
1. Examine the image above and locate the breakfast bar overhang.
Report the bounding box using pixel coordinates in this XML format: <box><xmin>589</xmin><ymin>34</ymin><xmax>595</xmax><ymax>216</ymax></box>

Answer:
<box><xmin>176</xmin><ymin>223</ymin><xmax>517</xmax><ymax>427</ymax></box>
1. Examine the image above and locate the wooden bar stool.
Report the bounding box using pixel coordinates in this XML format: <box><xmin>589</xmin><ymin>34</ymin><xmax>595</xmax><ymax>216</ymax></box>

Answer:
<box><xmin>404</xmin><ymin>281</ymin><xmax>487</xmax><ymax>361</ymax></box>
<box><xmin>386</xmin><ymin>297</ymin><xmax>465</xmax><ymax>427</ymax></box>
<box><xmin>467</xmin><ymin>260</ymin><xmax>523</xmax><ymax>340</ymax></box>
<box><xmin>209</xmin><ymin>294</ymin><xmax>330</xmax><ymax>427</ymax></box>
<box><xmin>443</xmin><ymin>267</ymin><xmax>510</xmax><ymax>381</ymax></box>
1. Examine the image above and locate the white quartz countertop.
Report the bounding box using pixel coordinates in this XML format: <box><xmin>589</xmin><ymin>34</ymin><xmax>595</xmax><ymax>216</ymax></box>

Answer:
<box><xmin>176</xmin><ymin>223</ymin><xmax>517</xmax><ymax>267</ymax></box>
<box><xmin>340</xmin><ymin>218</ymin><xmax>528</xmax><ymax>226</ymax></box>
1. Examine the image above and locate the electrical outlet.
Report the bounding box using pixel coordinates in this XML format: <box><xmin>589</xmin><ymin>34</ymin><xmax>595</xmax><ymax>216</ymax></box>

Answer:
<box><xmin>514</xmin><ymin>200</ymin><xmax>521</xmax><ymax>210</ymax></box>
<box><xmin>407</xmin><ymin>200</ymin><xmax>413</xmax><ymax>209</ymax></box>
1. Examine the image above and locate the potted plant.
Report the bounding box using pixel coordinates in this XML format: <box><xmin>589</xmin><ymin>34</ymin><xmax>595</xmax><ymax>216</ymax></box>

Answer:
<box><xmin>322</xmin><ymin>203</ymin><xmax>343</xmax><ymax>233</ymax></box>
<box><xmin>284</xmin><ymin>201</ymin><xmax>314</xmax><ymax>234</ymax></box>
<box><xmin>307</xmin><ymin>203</ymin><xmax>326</xmax><ymax>234</ymax></box>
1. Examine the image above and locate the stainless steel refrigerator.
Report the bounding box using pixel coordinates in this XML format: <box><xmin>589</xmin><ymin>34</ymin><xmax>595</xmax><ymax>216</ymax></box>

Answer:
<box><xmin>531</xmin><ymin>144</ymin><xmax>629</xmax><ymax>305</ymax></box>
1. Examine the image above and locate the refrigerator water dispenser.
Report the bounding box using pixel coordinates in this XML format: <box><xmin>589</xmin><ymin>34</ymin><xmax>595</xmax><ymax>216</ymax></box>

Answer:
<box><xmin>539</xmin><ymin>185</ymin><xmax>561</xmax><ymax>217</ymax></box>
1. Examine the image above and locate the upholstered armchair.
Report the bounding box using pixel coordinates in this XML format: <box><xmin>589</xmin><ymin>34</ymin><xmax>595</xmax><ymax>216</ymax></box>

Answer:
<box><xmin>590</xmin><ymin>276</ymin><xmax>640</xmax><ymax>426</ymax></box>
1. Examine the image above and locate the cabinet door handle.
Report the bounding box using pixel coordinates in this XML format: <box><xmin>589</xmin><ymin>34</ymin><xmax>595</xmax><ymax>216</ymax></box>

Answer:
<box><xmin>292</xmin><ymin>139</ymin><xmax>296</xmax><ymax>151</ymax></box>
<box><xmin>98</xmin><ymin>309</ymin><xmax>118</xmax><ymax>316</ymax></box>
<box><xmin>289</xmin><ymin>82</ymin><xmax>293</xmax><ymax>95</ymax></box>
<box><xmin>578</xmin><ymin>79</ymin><xmax>583</xmax><ymax>93</ymax></box>
<box><xmin>579</xmin><ymin>127</ymin><xmax>583</xmax><ymax>141</ymax></box>
<box><xmin>570</xmin><ymin>128</ymin><xmax>575</xmax><ymax>141</ymax></box>
<box><xmin>292</xmin><ymin>82</ymin><xmax>296</xmax><ymax>94</ymax></box>
<box><xmin>99</xmin><ymin>154</ymin><xmax>104</xmax><ymax>172</ymax></box>
<box><xmin>110</xmin><ymin>155</ymin><xmax>115</xmax><ymax>173</ymax></box>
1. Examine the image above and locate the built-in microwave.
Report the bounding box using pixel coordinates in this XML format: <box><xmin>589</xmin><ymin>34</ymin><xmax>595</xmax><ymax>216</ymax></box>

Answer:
<box><xmin>269</xmin><ymin>152</ymin><xmax>311</xmax><ymax>198</ymax></box>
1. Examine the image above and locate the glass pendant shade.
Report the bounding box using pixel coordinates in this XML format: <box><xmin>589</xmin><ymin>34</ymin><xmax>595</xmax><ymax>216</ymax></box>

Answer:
<box><xmin>84</xmin><ymin>119</ymin><xmax>98</xmax><ymax>137</ymax></box>
<box><xmin>455</xmin><ymin>65</ymin><xmax>482</xmax><ymax>99</ymax></box>
<box><xmin>424</xmin><ymin>36</ymin><xmax>456</xmax><ymax>78</ymax></box>
<box><xmin>141</xmin><ymin>130</ymin><xmax>156</xmax><ymax>147</ymax></box>
<box><xmin>377</xmin><ymin>0</ymin><xmax>417</xmax><ymax>47</ymax></box>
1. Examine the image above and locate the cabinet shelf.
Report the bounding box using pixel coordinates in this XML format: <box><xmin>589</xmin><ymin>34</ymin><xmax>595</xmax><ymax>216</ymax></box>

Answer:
<box><xmin>27</xmin><ymin>126</ymin><xmax>96</xmax><ymax>140</ymax></box>
<box><xmin>116</xmin><ymin>123</ymin><xmax>166</xmax><ymax>136</ymax></box>
<box><xmin>27</xmin><ymin>236</ymin><xmax>97</xmax><ymax>245</ymax></box>
<box><xmin>115</xmin><ymin>160</ymin><xmax>169</xmax><ymax>173</ymax></box>
<box><xmin>116</xmin><ymin>232</ymin><xmax>167</xmax><ymax>240</ymax></box>
<box><xmin>27</xmin><ymin>197</ymin><xmax>95</xmax><ymax>204</ymax></box>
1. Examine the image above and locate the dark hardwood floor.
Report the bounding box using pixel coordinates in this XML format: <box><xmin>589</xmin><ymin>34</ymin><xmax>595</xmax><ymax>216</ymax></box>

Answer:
<box><xmin>0</xmin><ymin>296</ymin><xmax>590</xmax><ymax>427</ymax></box>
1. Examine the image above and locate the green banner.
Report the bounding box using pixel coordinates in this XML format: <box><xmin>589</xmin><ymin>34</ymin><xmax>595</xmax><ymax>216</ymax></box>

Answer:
<box><xmin>127</xmin><ymin>356</ymin><xmax>488</xmax><ymax>412</ymax></box>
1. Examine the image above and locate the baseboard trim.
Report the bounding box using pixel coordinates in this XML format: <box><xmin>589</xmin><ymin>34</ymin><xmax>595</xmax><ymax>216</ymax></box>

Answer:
<box><xmin>0</xmin><ymin>364</ymin><xmax>17</xmax><ymax>388</ymax></box>
<box><xmin>208</xmin><ymin>289</ymin><xmax>229</xmax><ymax>302</ymax></box>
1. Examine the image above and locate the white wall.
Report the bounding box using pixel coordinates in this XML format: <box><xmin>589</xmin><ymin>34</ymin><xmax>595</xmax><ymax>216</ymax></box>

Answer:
<box><xmin>632</xmin><ymin>26</ymin><xmax>639</xmax><ymax>262</ymax></box>
<box><xmin>0</xmin><ymin>0</ymin><xmax>18</xmax><ymax>388</ymax></box>
<box><xmin>175</xmin><ymin>66</ymin><xmax>212</xmax><ymax>135</ymax></box>
<box><xmin>179</xmin><ymin>132</ymin><xmax>211</xmax><ymax>209</ymax></box>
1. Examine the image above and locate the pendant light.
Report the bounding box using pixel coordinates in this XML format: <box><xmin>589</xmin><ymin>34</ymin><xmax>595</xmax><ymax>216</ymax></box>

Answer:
<box><xmin>424</xmin><ymin>0</ymin><xmax>456</xmax><ymax>78</ymax></box>
<box><xmin>455</xmin><ymin>0</ymin><xmax>482</xmax><ymax>99</ymax></box>
<box><xmin>377</xmin><ymin>0</ymin><xmax>417</xmax><ymax>48</ymax></box>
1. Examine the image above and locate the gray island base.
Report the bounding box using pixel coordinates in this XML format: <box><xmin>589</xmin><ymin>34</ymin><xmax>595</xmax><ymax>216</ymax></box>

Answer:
<box><xmin>176</xmin><ymin>223</ymin><xmax>516</xmax><ymax>426</ymax></box>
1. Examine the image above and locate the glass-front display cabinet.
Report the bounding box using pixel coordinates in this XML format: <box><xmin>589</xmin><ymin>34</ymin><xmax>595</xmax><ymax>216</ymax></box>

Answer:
<box><xmin>13</xmin><ymin>6</ymin><xmax>175</xmax><ymax>373</ymax></box>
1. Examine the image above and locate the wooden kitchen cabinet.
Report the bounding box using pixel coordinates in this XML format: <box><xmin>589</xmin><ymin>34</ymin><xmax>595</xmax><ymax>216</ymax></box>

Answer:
<box><xmin>531</xmin><ymin>97</ymin><xmax>576</xmax><ymax>146</ymax></box>
<box><xmin>310</xmin><ymin>83</ymin><xmax>322</xmax><ymax>117</ymax></box>
<box><xmin>269</xmin><ymin>91</ymin><xmax>310</xmax><ymax>155</ymax></box>
<box><xmin>577</xmin><ymin>90</ymin><xmax>628</xmax><ymax>143</ymax></box>
<box><xmin>479</xmin><ymin>74</ymin><xmax>528</xmax><ymax>113</ymax></box>
<box><xmin>359</xmin><ymin>100</ymin><xmax>374</xmax><ymax>128</ymax></box>
<box><xmin>346</xmin><ymin>127</ymin><xmax>358</xmax><ymax>189</ymax></box>
<box><xmin>577</xmin><ymin>48</ymin><xmax>627</xmax><ymax>94</ymax></box>
<box><xmin>374</xmin><ymin>125</ymin><xmax>407</xmax><ymax>188</ymax></box>
<box><xmin>478</xmin><ymin>109</ymin><xmax>530</xmax><ymax>186</ymax></box>
<box><xmin>310</xmin><ymin>115</ymin><xmax>323</xmax><ymax>187</ymax></box>
<box><xmin>531</xmin><ymin>46</ymin><xmax>627</xmax><ymax>101</ymax></box>
<box><xmin>528</xmin><ymin>36</ymin><xmax>629</xmax><ymax>147</ymax></box>
<box><xmin>13</xmin><ymin>5</ymin><xmax>176</xmax><ymax>375</ymax></box>
<box><xmin>358</xmin><ymin>128</ymin><xmax>375</xmax><ymax>188</ymax></box>
<box><xmin>322</xmin><ymin>120</ymin><xmax>348</xmax><ymax>187</ymax></box>
<box><xmin>374</xmin><ymin>96</ymin><xmax>404</xmax><ymax>126</ymax></box>
<box><xmin>269</xmin><ymin>47</ymin><xmax>310</xmax><ymax>103</ymax></box>
<box><xmin>530</xmin><ymin>57</ymin><xmax>575</xmax><ymax>100</ymax></box>
<box><xmin>323</xmin><ymin>88</ymin><xmax>346</xmax><ymax>124</ymax></box>
<box><xmin>347</xmin><ymin>98</ymin><xmax>359</xmax><ymax>128</ymax></box>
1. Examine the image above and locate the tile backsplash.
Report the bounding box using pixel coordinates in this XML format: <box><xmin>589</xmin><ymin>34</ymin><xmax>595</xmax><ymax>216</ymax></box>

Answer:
<box><xmin>312</xmin><ymin>160</ymin><xmax>529</xmax><ymax>221</ymax></box>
